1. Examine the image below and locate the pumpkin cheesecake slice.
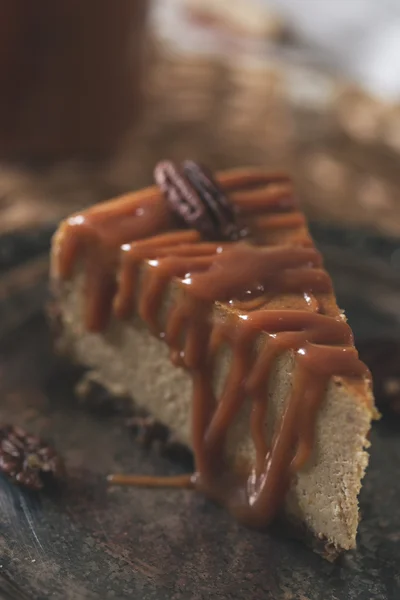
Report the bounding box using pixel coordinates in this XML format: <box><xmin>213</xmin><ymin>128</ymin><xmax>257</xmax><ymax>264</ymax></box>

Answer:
<box><xmin>50</xmin><ymin>161</ymin><xmax>376</xmax><ymax>558</ymax></box>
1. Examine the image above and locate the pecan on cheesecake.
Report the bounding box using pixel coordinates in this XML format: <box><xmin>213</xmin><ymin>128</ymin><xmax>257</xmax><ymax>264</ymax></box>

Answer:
<box><xmin>50</xmin><ymin>161</ymin><xmax>376</xmax><ymax>558</ymax></box>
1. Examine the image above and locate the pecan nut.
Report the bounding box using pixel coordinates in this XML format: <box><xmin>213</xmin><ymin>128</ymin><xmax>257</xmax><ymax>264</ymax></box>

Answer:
<box><xmin>0</xmin><ymin>424</ymin><xmax>64</xmax><ymax>490</ymax></box>
<box><xmin>154</xmin><ymin>160</ymin><xmax>241</xmax><ymax>241</ymax></box>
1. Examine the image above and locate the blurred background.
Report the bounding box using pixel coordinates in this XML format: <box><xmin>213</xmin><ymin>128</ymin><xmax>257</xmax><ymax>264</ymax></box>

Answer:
<box><xmin>2</xmin><ymin>0</ymin><xmax>400</xmax><ymax>340</ymax></box>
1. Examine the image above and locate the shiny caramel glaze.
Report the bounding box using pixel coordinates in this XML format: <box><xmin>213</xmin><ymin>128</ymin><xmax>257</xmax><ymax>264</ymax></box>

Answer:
<box><xmin>53</xmin><ymin>167</ymin><xmax>372</xmax><ymax>528</ymax></box>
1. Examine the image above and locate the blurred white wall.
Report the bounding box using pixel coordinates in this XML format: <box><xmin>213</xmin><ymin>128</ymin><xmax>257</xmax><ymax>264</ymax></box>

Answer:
<box><xmin>264</xmin><ymin>0</ymin><xmax>400</xmax><ymax>100</ymax></box>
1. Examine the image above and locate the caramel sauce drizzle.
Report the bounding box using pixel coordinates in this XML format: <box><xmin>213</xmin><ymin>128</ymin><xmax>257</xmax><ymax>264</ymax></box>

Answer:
<box><xmin>55</xmin><ymin>168</ymin><xmax>370</xmax><ymax>528</ymax></box>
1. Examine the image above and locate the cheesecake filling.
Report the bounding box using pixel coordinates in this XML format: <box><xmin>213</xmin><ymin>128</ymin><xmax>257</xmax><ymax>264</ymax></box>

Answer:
<box><xmin>53</xmin><ymin>163</ymin><xmax>371</xmax><ymax>528</ymax></box>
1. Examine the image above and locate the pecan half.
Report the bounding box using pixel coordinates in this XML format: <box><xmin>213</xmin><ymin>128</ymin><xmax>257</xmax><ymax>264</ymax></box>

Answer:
<box><xmin>154</xmin><ymin>160</ymin><xmax>241</xmax><ymax>241</ymax></box>
<box><xmin>0</xmin><ymin>424</ymin><xmax>64</xmax><ymax>490</ymax></box>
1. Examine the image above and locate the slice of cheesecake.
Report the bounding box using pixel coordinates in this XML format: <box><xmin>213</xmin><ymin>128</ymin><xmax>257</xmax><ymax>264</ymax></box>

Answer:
<box><xmin>50</xmin><ymin>162</ymin><xmax>376</xmax><ymax>558</ymax></box>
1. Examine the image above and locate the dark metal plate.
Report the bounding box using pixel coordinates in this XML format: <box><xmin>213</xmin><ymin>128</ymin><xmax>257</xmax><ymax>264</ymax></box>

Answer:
<box><xmin>0</xmin><ymin>224</ymin><xmax>399</xmax><ymax>600</ymax></box>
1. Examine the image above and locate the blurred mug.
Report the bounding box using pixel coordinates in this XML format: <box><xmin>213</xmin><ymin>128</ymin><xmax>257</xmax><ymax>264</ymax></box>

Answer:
<box><xmin>0</xmin><ymin>0</ymin><xmax>148</xmax><ymax>159</ymax></box>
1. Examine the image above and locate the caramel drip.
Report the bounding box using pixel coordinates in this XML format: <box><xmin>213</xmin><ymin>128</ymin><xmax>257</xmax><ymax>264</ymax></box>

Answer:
<box><xmin>129</xmin><ymin>250</ymin><xmax>366</xmax><ymax>524</ymax></box>
<box><xmin>254</xmin><ymin>212</ymin><xmax>306</xmax><ymax>231</ymax></box>
<box><xmin>57</xmin><ymin>194</ymin><xmax>175</xmax><ymax>331</ymax></box>
<box><xmin>55</xmin><ymin>168</ymin><xmax>371</xmax><ymax>528</ymax></box>
<box><xmin>217</xmin><ymin>170</ymin><xmax>290</xmax><ymax>191</ymax></box>
<box><xmin>183</xmin><ymin>245</ymin><xmax>331</xmax><ymax>302</ymax></box>
<box><xmin>231</xmin><ymin>184</ymin><xmax>295</xmax><ymax>214</ymax></box>
<box><xmin>229</xmin><ymin>295</ymin><xmax>272</xmax><ymax>312</ymax></box>
<box><xmin>115</xmin><ymin>230</ymin><xmax>204</xmax><ymax>319</ymax></box>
